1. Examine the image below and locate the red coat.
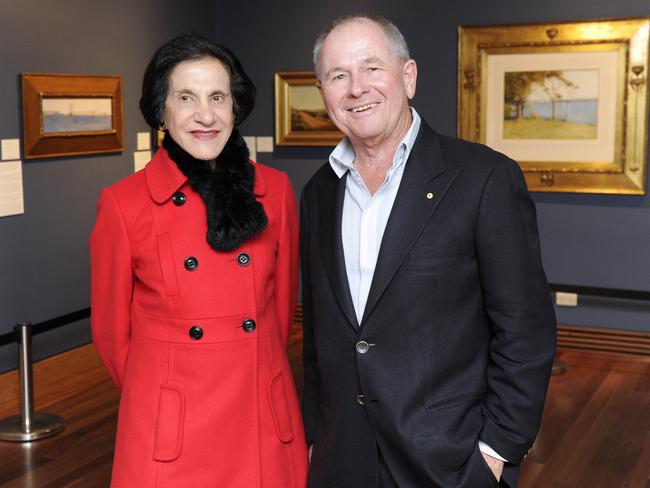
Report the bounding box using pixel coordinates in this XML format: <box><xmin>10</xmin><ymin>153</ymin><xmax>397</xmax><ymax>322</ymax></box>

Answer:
<box><xmin>90</xmin><ymin>147</ymin><xmax>307</xmax><ymax>487</ymax></box>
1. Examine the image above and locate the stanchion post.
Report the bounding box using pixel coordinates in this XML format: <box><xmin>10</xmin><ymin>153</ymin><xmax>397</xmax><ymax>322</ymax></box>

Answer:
<box><xmin>18</xmin><ymin>321</ymin><xmax>35</xmax><ymax>433</ymax></box>
<box><xmin>0</xmin><ymin>322</ymin><xmax>65</xmax><ymax>442</ymax></box>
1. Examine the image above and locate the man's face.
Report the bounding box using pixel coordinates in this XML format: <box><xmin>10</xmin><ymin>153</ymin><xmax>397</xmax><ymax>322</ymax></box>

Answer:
<box><xmin>317</xmin><ymin>19</ymin><xmax>417</xmax><ymax>147</ymax></box>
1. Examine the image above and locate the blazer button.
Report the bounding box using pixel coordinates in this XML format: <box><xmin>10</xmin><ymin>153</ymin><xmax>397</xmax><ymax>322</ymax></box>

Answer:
<box><xmin>356</xmin><ymin>341</ymin><xmax>369</xmax><ymax>354</ymax></box>
<box><xmin>189</xmin><ymin>325</ymin><xmax>203</xmax><ymax>340</ymax></box>
<box><xmin>242</xmin><ymin>318</ymin><xmax>256</xmax><ymax>333</ymax></box>
<box><xmin>171</xmin><ymin>192</ymin><xmax>186</xmax><ymax>206</ymax></box>
<box><xmin>184</xmin><ymin>256</ymin><xmax>199</xmax><ymax>271</ymax></box>
<box><xmin>237</xmin><ymin>253</ymin><xmax>250</xmax><ymax>266</ymax></box>
<box><xmin>356</xmin><ymin>394</ymin><xmax>365</xmax><ymax>406</ymax></box>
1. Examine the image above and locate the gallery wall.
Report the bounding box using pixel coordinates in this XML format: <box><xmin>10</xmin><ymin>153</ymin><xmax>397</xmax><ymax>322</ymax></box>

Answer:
<box><xmin>0</xmin><ymin>0</ymin><xmax>648</xmax><ymax>374</ymax></box>
<box><xmin>217</xmin><ymin>0</ymin><xmax>650</xmax><ymax>332</ymax></box>
<box><xmin>0</xmin><ymin>0</ymin><xmax>216</xmax><ymax>372</ymax></box>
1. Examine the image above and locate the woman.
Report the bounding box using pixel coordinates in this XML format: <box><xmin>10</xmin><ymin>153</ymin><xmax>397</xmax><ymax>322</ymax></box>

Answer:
<box><xmin>90</xmin><ymin>32</ymin><xmax>307</xmax><ymax>487</ymax></box>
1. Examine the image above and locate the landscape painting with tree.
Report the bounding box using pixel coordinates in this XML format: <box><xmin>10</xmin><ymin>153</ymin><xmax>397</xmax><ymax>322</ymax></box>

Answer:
<box><xmin>503</xmin><ymin>70</ymin><xmax>599</xmax><ymax>140</ymax></box>
<box><xmin>458</xmin><ymin>18</ymin><xmax>649</xmax><ymax>194</ymax></box>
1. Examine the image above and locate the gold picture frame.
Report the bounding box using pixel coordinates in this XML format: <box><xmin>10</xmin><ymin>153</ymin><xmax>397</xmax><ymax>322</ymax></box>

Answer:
<box><xmin>21</xmin><ymin>73</ymin><xmax>124</xmax><ymax>159</ymax></box>
<box><xmin>274</xmin><ymin>71</ymin><xmax>343</xmax><ymax>146</ymax></box>
<box><xmin>458</xmin><ymin>18</ymin><xmax>650</xmax><ymax>194</ymax></box>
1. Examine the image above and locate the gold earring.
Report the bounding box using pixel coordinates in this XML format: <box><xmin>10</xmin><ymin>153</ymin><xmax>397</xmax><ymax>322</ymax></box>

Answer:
<box><xmin>159</xmin><ymin>121</ymin><xmax>167</xmax><ymax>132</ymax></box>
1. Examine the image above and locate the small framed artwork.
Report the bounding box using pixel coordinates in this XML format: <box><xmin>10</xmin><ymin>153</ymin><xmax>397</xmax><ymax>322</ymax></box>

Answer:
<box><xmin>21</xmin><ymin>73</ymin><xmax>124</xmax><ymax>159</ymax></box>
<box><xmin>274</xmin><ymin>71</ymin><xmax>343</xmax><ymax>146</ymax></box>
<box><xmin>458</xmin><ymin>18</ymin><xmax>649</xmax><ymax>194</ymax></box>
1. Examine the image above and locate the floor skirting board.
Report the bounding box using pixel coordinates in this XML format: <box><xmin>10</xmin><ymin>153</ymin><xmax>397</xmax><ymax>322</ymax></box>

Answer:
<box><xmin>557</xmin><ymin>325</ymin><xmax>650</xmax><ymax>356</ymax></box>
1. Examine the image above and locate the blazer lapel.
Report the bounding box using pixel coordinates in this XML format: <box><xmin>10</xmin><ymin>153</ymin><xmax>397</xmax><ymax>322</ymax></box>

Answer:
<box><xmin>361</xmin><ymin>123</ymin><xmax>459</xmax><ymax>325</ymax></box>
<box><xmin>317</xmin><ymin>169</ymin><xmax>359</xmax><ymax>330</ymax></box>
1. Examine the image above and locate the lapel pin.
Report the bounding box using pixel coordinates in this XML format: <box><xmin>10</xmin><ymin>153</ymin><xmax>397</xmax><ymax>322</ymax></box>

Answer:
<box><xmin>426</xmin><ymin>192</ymin><xmax>434</xmax><ymax>200</ymax></box>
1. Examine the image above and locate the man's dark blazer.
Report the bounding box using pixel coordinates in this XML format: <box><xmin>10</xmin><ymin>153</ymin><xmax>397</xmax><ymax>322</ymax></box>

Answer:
<box><xmin>300</xmin><ymin>120</ymin><xmax>556</xmax><ymax>488</ymax></box>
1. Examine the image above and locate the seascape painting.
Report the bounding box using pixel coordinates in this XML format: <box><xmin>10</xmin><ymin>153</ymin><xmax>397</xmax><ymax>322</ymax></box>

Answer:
<box><xmin>289</xmin><ymin>86</ymin><xmax>336</xmax><ymax>131</ymax></box>
<box><xmin>41</xmin><ymin>97</ymin><xmax>113</xmax><ymax>134</ymax></box>
<box><xmin>503</xmin><ymin>69</ymin><xmax>599</xmax><ymax>140</ymax></box>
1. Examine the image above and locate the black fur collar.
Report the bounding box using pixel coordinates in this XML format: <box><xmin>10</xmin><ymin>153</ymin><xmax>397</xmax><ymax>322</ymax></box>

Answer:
<box><xmin>163</xmin><ymin>130</ymin><xmax>267</xmax><ymax>252</ymax></box>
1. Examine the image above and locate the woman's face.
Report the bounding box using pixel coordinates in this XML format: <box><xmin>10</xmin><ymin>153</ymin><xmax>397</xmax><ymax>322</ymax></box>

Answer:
<box><xmin>163</xmin><ymin>57</ymin><xmax>234</xmax><ymax>161</ymax></box>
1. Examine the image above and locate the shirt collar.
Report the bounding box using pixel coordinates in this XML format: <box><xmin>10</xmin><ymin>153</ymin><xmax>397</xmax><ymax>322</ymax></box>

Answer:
<box><xmin>329</xmin><ymin>107</ymin><xmax>421</xmax><ymax>178</ymax></box>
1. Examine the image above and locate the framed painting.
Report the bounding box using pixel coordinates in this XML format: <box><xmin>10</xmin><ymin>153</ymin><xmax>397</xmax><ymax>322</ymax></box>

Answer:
<box><xmin>458</xmin><ymin>18</ymin><xmax>650</xmax><ymax>194</ymax></box>
<box><xmin>274</xmin><ymin>71</ymin><xmax>343</xmax><ymax>146</ymax></box>
<box><xmin>21</xmin><ymin>73</ymin><xmax>124</xmax><ymax>159</ymax></box>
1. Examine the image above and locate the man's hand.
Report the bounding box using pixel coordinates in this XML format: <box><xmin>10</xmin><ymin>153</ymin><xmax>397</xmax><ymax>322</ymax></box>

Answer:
<box><xmin>481</xmin><ymin>452</ymin><xmax>504</xmax><ymax>481</ymax></box>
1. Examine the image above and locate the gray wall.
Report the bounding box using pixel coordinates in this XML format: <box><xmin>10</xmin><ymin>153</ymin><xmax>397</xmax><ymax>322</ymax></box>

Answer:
<box><xmin>219</xmin><ymin>0</ymin><xmax>650</xmax><ymax>332</ymax></box>
<box><xmin>0</xmin><ymin>0</ymin><xmax>215</xmax><ymax>372</ymax></box>
<box><xmin>1</xmin><ymin>0</ymin><xmax>648</xmax><ymax>374</ymax></box>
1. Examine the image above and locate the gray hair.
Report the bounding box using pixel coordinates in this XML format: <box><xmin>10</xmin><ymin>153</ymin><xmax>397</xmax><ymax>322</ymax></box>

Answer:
<box><xmin>313</xmin><ymin>13</ymin><xmax>410</xmax><ymax>80</ymax></box>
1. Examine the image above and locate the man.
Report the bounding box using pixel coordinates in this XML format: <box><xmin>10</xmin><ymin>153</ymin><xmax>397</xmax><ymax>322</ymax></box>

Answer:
<box><xmin>300</xmin><ymin>14</ymin><xmax>556</xmax><ymax>488</ymax></box>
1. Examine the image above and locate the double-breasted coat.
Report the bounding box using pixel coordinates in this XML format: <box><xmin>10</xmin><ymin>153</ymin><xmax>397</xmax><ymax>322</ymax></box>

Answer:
<box><xmin>90</xmin><ymin>147</ymin><xmax>307</xmax><ymax>487</ymax></box>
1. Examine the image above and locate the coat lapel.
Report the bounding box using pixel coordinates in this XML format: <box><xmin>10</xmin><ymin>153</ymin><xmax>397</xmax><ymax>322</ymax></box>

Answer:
<box><xmin>317</xmin><ymin>169</ymin><xmax>359</xmax><ymax>330</ymax></box>
<box><xmin>145</xmin><ymin>147</ymin><xmax>188</xmax><ymax>204</ymax></box>
<box><xmin>361</xmin><ymin>122</ymin><xmax>459</xmax><ymax>325</ymax></box>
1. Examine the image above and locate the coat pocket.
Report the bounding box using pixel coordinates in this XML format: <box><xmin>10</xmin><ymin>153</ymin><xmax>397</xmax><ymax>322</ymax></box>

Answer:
<box><xmin>152</xmin><ymin>385</ymin><xmax>185</xmax><ymax>462</ymax></box>
<box><xmin>267</xmin><ymin>371</ymin><xmax>295</xmax><ymax>443</ymax></box>
<box><xmin>156</xmin><ymin>233</ymin><xmax>179</xmax><ymax>297</ymax></box>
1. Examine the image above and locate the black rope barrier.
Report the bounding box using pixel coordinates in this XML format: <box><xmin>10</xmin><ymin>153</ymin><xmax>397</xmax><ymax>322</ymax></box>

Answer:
<box><xmin>0</xmin><ymin>307</ymin><xmax>90</xmax><ymax>347</ymax></box>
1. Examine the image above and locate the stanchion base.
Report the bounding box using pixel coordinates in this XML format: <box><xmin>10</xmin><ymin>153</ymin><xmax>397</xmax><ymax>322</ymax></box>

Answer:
<box><xmin>552</xmin><ymin>360</ymin><xmax>567</xmax><ymax>375</ymax></box>
<box><xmin>0</xmin><ymin>413</ymin><xmax>64</xmax><ymax>442</ymax></box>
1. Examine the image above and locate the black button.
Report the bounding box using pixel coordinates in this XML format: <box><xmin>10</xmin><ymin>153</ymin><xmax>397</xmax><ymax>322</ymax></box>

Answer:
<box><xmin>237</xmin><ymin>253</ymin><xmax>250</xmax><ymax>267</ymax></box>
<box><xmin>184</xmin><ymin>256</ymin><xmax>198</xmax><ymax>271</ymax></box>
<box><xmin>171</xmin><ymin>192</ymin><xmax>186</xmax><ymax>206</ymax></box>
<box><xmin>189</xmin><ymin>325</ymin><xmax>203</xmax><ymax>340</ymax></box>
<box><xmin>356</xmin><ymin>394</ymin><xmax>365</xmax><ymax>406</ymax></box>
<box><xmin>242</xmin><ymin>318</ymin><xmax>256</xmax><ymax>333</ymax></box>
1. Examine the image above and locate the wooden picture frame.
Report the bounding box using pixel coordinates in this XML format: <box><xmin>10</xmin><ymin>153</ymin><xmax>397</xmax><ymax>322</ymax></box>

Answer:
<box><xmin>274</xmin><ymin>71</ymin><xmax>343</xmax><ymax>146</ymax></box>
<box><xmin>21</xmin><ymin>73</ymin><xmax>124</xmax><ymax>159</ymax></box>
<box><xmin>458</xmin><ymin>18</ymin><xmax>650</xmax><ymax>194</ymax></box>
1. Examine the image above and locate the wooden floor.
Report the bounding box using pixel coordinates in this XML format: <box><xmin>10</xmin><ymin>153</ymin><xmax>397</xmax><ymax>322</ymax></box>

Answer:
<box><xmin>0</xmin><ymin>326</ymin><xmax>648</xmax><ymax>487</ymax></box>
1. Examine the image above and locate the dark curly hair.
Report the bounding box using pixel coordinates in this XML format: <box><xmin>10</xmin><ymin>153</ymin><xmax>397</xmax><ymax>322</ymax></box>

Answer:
<box><xmin>139</xmin><ymin>31</ymin><xmax>256</xmax><ymax>129</ymax></box>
